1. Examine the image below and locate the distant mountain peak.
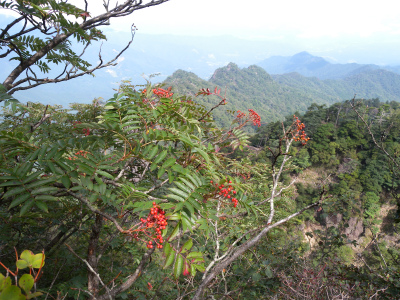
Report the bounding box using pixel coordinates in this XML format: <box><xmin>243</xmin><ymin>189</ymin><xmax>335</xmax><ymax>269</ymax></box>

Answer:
<box><xmin>226</xmin><ymin>62</ymin><xmax>239</xmax><ymax>71</ymax></box>
<box><xmin>292</xmin><ymin>51</ymin><xmax>313</xmax><ymax>58</ymax></box>
<box><xmin>210</xmin><ymin>63</ymin><xmax>272</xmax><ymax>82</ymax></box>
<box><xmin>257</xmin><ymin>51</ymin><xmax>383</xmax><ymax>79</ymax></box>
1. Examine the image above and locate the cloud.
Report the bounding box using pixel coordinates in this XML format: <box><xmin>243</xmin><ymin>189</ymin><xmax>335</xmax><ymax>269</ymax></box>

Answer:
<box><xmin>117</xmin><ymin>56</ymin><xmax>125</xmax><ymax>63</ymax></box>
<box><xmin>105</xmin><ymin>69</ymin><xmax>117</xmax><ymax>77</ymax></box>
<box><xmin>208</xmin><ymin>54</ymin><xmax>216</xmax><ymax>60</ymax></box>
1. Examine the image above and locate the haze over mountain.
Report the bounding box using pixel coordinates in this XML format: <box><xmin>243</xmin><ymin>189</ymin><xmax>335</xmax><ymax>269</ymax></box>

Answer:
<box><xmin>257</xmin><ymin>51</ymin><xmax>400</xmax><ymax>79</ymax></box>
<box><xmin>2</xmin><ymin>21</ymin><xmax>400</xmax><ymax>116</ymax></box>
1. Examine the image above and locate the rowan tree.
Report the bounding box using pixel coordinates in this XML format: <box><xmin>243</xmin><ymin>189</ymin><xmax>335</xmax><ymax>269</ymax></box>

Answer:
<box><xmin>0</xmin><ymin>82</ymin><xmax>322</xmax><ymax>299</ymax></box>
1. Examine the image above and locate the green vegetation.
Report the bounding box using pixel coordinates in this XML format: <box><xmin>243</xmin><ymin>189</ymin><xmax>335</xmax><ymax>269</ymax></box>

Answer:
<box><xmin>164</xmin><ymin>64</ymin><xmax>400</xmax><ymax>130</ymax></box>
<box><xmin>1</xmin><ymin>3</ymin><xmax>400</xmax><ymax>298</ymax></box>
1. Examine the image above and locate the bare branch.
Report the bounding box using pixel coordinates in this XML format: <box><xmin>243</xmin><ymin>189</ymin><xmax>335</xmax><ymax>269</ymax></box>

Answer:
<box><xmin>1</xmin><ymin>0</ymin><xmax>170</xmax><ymax>97</ymax></box>
<box><xmin>30</xmin><ymin>105</ymin><xmax>51</xmax><ymax>132</ymax></box>
<box><xmin>65</xmin><ymin>243</ymin><xmax>113</xmax><ymax>300</ymax></box>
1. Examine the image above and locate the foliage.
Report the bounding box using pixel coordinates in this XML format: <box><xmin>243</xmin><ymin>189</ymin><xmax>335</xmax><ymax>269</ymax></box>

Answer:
<box><xmin>0</xmin><ymin>250</ymin><xmax>45</xmax><ymax>300</ymax></box>
<box><xmin>0</xmin><ymin>79</ymin><xmax>321</xmax><ymax>299</ymax></box>
<box><xmin>252</xmin><ymin>98</ymin><xmax>400</xmax><ymax>299</ymax></box>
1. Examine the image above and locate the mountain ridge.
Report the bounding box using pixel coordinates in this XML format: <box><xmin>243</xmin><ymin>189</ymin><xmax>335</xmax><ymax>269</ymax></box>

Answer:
<box><xmin>257</xmin><ymin>51</ymin><xmax>391</xmax><ymax>79</ymax></box>
<box><xmin>163</xmin><ymin>63</ymin><xmax>400</xmax><ymax>129</ymax></box>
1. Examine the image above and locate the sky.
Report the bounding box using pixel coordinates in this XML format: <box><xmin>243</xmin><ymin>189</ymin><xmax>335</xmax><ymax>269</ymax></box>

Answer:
<box><xmin>1</xmin><ymin>0</ymin><xmax>400</xmax><ymax>64</ymax></box>
<box><xmin>2</xmin><ymin>0</ymin><xmax>399</xmax><ymax>39</ymax></box>
<box><xmin>60</xmin><ymin>0</ymin><xmax>398</xmax><ymax>39</ymax></box>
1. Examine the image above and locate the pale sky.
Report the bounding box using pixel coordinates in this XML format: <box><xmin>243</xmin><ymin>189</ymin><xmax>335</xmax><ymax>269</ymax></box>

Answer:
<box><xmin>121</xmin><ymin>0</ymin><xmax>400</xmax><ymax>40</ymax></box>
<box><xmin>2</xmin><ymin>0</ymin><xmax>399</xmax><ymax>39</ymax></box>
<box><xmin>2</xmin><ymin>0</ymin><xmax>400</xmax><ymax>63</ymax></box>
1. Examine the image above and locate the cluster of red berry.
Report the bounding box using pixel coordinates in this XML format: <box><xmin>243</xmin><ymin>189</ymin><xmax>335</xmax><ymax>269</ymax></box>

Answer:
<box><xmin>292</xmin><ymin>115</ymin><xmax>310</xmax><ymax>145</ymax></box>
<box><xmin>248</xmin><ymin>109</ymin><xmax>261</xmax><ymax>127</ymax></box>
<box><xmin>236</xmin><ymin>110</ymin><xmax>246</xmax><ymax>119</ymax></box>
<box><xmin>152</xmin><ymin>87</ymin><xmax>173</xmax><ymax>98</ymax></box>
<box><xmin>138</xmin><ymin>202</ymin><xmax>168</xmax><ymax>249</ymax></box>
<box><xmin>82</xmin><ymin>128</ymin><xmax>90</xmax><ymax>136</ymax></box>
<box><xmin>72</xmin><ymin>121</ymin><xmax>91</xmax><ymax>136</ymax></box>
<box><xmin>235</xmin><ymin>109</ymin><xmax>261</xmax><ymax>127</ymax></box>
<box><xmin>210</xmin><ymin>180</ymin><xmax>239</xmax><ymax>208</ymax></box>
<box><xmin>142</xmin><ymin>87</ymin><xmax>173</xmax><ymax>99</ymax></box>
<box><xmin>68</xmin><ymin>150</ymin><xmax>88</xmax><ymax>160</ymax></box>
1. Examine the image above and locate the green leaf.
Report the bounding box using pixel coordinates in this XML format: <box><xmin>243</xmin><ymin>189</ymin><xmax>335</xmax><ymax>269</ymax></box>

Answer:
<box><xmin>161</xmin><ymin>158</ymin><xmax>176</xmax><ymax>169</ymax></box>
<box><xmin>174</xmin><ymin>254</ymin><xmax>183</xmax><ymax>278</ymax></box>
<box><xmin>163</xmin><ymin>249</ymin><xmax>175</xmax><ymax>269</ymax></box>
<box><xmin>164</xmin><ymin>242</ymin><xmax>172</xmax><ymax>256</ymax></box>
<box><xmin>0</xmin><ymin>275</ymin><xmax>11</xmax><ymax>292</ymax></box>
<box><xmin>16</xmin><ymin>260</ymin><xmax>29</xmax><ymax>270</ymax></box>
<box><xmin>190</xmin><ymin>264</ymin><xmax>196</xmax><ymax>277</ymax></box>
<box><xmin>157</xmin><ymin>167</ymin><xmax>165</xmax><ymax>179</ymax></box>
<box><xmin>171</xmin><ymin>164</ymin><xmax>187</xmax><ymax>174</ymax></box>
<box><xmin>46</xmin><ymin>145</ymin><xmax>59</xmax><ymax>160</ymax></box>
<box><xmin>146</xmin><ymin>145</ymin><xmax>159</xmax><ymax>160</ymax></box>
<box><xmin>35</xmin><ymin>200</ymin><xmax>48</xmax><ymax>213</ymax></box>
<box><xmin>22</xmin><ymin>170</ymin><xmax>43</xmax><ymax>184</ymax></box>
<box><xmin>165</xmin><ymin>213</ymin><xmax>181</xmax><ymax>221</ymax></box>
<box><xmin>265</xmin><ymin>266</ymin><xmax>273</xmax><ymax>278</ymax></box>
<box><xmin>31</xmin><ymin>186</ymin><xmax>58</xmax><ymax>195</ymax></box>
<box><xmin>20</xmin><ymin>199</ymin><xmax>34</xmax><ymax>216</ymax></box>
<box><xmin>153</xmin><ymin>150</ymin><xmax>168</xmax><ymax>165</ymax></box>
<box><xmin>8</xmin><ymin>194</ymin><xmax>30</xmax><ymax>210</ymax></box>
<box><xmin>183</xmin><ymin>202</ymin><xmax>194</xmax><ymax>216</ymax></box>
<box><xmin>181</xmin><ymin>216</ymin><xmax>194</xmax><ymax>232</ymax></box>
<box><xmin>169</xmin><ymin>187</ymin><xmax>188</xmax><ymax>199</ymax></box>
<box><xmin>96</xmin><ymin>170</ymin><xmax>114</xmax><ymax>179</ymax></box>
<box><xmin>180</xmin><ymin>239</ymin><xmax>193</xmax><ymax>254</ymax></box>
<box><xmin>166</xmin><ymin>194</ymin><xmax>185</xmax><ymax>202</ymax></box>
<box><xmin>168</xmin><ymin>222</ymin><xmax>181</xmax><ymax>240</ymax></box>
<box><xmin>61</xmin><ymin>175</ymin><xmax>71</xmax><ymax>189</ymax></box>
<box><xmin>0</xmin><ymin>285</ymin><xmax>25</xmax><ymax>300</ymax></box>
<box><xmin>0</xmin><ymin>181</ymin><xmax>21</xmax><ymax>187</ymax></box>
<box><xmin>194</xmin><ymin>147</ymin><xmax>210</xmax><ymax>164</ymax></box>
<box><xmin>178</xmin><ymin>134</ymin><xmax>194</xmax><ymax>146</ymax></box>
<box><xmin>34</xmin><ymin>195</ymin><xmax>57</xmax><ymax>201</ymax></box>
<box><xmin>20</xmin><ymin>250</ymin><xmax>34</xmax><ymax>265</ymax></box>
<box><xmin>32</xmin><ymin>253</ymin><xmax>45</xmax><ymax>268</ymax></box>
<box><xmin>194</xmin><ymin>264</ymin><xmax>205</xmax><ymax>272</ymax></box>
<box><xmin>150</xmin><ymin>161</ymin><xmax>158</xmax><ymax>172</ymax></box>
<box><xmin>187</xmin><ymin>252</ymin><xmax>203</xmax><ymax>259</ymax></box>
<box><xmin>3</xmin><ymin>186</ymin><xmax>26</xmax><ymax>199</ymax></box>
<box><xmin>174</xmin><ymin>181</ymin><xmax>191</xmax><ymax>194</ymax></box>
<box><xmin>18</xmin><ymin>274</ymin><xmax>34</xmax><ymax>294</ymax></box>
<box><xmin>25</xmin><ymin>177</ymin><xmax>56</xmax><ymax>190</ymax></box>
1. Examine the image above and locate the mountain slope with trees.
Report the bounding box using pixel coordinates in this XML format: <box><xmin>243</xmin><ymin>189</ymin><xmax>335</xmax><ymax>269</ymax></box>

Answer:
<box><xmin>164</xmin><ymin>63</ymin><xmax>400</xmax><ymax>129</ymax></box>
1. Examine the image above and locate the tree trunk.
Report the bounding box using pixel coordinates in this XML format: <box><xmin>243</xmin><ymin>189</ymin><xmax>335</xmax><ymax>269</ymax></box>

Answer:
<box><xmin>87</xmin><ymin>214</ymin><xmax>103</xmax><ymax>299</ymax></box>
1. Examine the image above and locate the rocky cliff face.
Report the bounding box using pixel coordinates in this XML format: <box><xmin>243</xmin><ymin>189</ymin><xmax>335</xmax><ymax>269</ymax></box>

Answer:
<box><xmin>302</xmin><ymin>204</ymin><xmax>399</xmax><ymax>264</ymax></box>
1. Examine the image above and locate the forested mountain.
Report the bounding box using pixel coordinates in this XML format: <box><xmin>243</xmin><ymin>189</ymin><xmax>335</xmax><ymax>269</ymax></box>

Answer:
<box><xmin>257</xmin><ymin>51</ymin><xmax>400</xmax><ymax>79</ymax></box>
<box><xmin>164</xmin><ymin>64</ymin><xmax>324</xmax><ymax>128</ymax></box>
<box><xmin>163</xmin><ymin>63</ymin><xmax>400</xmax><ymax>129</ymax></box>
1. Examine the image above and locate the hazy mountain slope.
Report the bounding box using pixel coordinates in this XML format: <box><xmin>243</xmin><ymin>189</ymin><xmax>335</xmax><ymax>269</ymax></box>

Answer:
<box><xmin>273</xmin><ymin>69</ymin><xmax>400</xmax><ymax>102</ymax></box>
<box><xmin>163</xmin><ymin>64</ymin><xmax>335</xmax><ymax>128</ymax></box>
<box><xmin>258</xmin><ymin>51</ymin><xmax>383</xmax><ymax>79</ymax></box>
